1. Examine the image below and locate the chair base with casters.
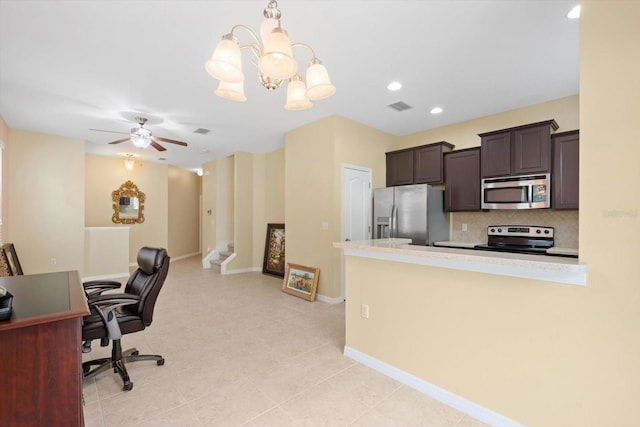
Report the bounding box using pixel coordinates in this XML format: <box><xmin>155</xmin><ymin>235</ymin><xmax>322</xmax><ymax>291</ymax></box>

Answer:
<box><xmin>81</xmin><ymin>247</ymin><xmax>170</xmax><ymax>391</ymax></box>
<box><xmin>82</xmin><ymin>340</ymin><xmax>165</xmax><ymax>391</ymax></box>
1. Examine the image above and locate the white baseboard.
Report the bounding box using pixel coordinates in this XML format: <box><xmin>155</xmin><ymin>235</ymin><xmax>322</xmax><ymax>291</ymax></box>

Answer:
<box><xmin>316</xmin><ymin>294</ymin><xmax>345</xmax><ymax>304</ymax></box>
<box><xmin>343</xmin><ymin>346</ymin><xmax>525</xmax><ymax>427</ymax></box>
<box><xmin>171</xmin><ymin>252</ymin><xmax>200</xmax><ymax>262</ymax></box>
<box><xmin>224</xmin><ymin>266</ymin><xmax>261</xmax><ymax>275</ymax></box>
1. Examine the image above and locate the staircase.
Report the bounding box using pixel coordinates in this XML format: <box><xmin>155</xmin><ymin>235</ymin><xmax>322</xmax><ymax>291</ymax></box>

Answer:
<box><xmin>211</xmin><ymin>243</ymin><xmax>234</xmax><ymax>273</ymax></box>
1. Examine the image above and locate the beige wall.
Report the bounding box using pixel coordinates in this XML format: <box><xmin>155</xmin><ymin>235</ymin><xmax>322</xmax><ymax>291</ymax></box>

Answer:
<box><xmin>286</xmin><ymin>115</ymin><xmax>393</xmax><ymax>299</ymax></box>
<box><xmin>85</xmin><ymin>154</ymin><xmax>169</xmax><ymax>263</ymax></box>
<box><xmin>579</xmin><ymin>0</ymin><xmax>640</xmax><ymax>423</ymax></box>
<box><xmin>201</xmin><ymin>159</ymin><xmax>217</xmax><ymax>255</ymax></box>
<box><xmin>252</xmin><ymin>149</ymin><xmax>285</xmax><ymax>267</ymax></box>
<box><xmin>168</xmin><ymin>165</ymin><xmax>200</xmax><ymax>258</ymax></box>
<box><xmin>201</xmin><ymin>150</ymin><xmax>285</xmax><ymax>273</ymax></box>
<box><xmin>231</xmin><ymin>151</ymin><xmax>254</xmax><ymax>270</ymax></box>
<box><xmin>396</xmin><ymin>95</ymin><xmax>579</xmax><ymax>152</ymax></box>
<box><xmin>0</xmin><ymin>116</ymin><xmax>8</xmax><ymax>242</ymax></box>
<box><xmin>286</xmin><ymin>117</ymin><xmax>336</xmax><ymax>296</ymax></box>
<box><xmin>7</xmin><ymin>129</ymin><xmax>85</xmax><ymax>274</ymax></box>
<box><xmin>343</xmin><ymin>2</ymin><xmax>640</xmax><ymax>426</ymax></box>
<box><xmin>216</xmin><ymin>155</ymin><xmax>234</xmax><ymax>251</ymax></box>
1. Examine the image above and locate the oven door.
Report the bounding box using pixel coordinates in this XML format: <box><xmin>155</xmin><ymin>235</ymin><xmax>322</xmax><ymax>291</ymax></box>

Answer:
<box><xmin>481</xmin><ymin>174</ymin><xmax>550</xmax><ymax>209</ymax></box>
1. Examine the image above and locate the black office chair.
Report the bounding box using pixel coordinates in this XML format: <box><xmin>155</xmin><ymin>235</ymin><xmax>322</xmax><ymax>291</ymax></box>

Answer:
<box><xmin>81</xmin><ymin>247</ymin><xmax>170</xmax><ymax>391</ymax></box>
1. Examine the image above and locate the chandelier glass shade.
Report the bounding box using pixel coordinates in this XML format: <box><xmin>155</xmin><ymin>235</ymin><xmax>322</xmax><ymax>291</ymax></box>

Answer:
<box><xmin>206</xmin><ymin>36</ymin><xmax>244</xmax><ymax>83</ymax></box>
<box><xmin>214</xmin><ymin>79</ymin><xmax>247</xmax><ymax>102</ymax></box>
<box><xmin>205</xmin><ymin>0</ymin><xmax>335</xmax><ymax>110</ymax></box>
<box><xmin>284</xmin><ymin>75</ymin><xmax>312</xmax><ymax>111</ymax></box>
<box><xmin>258</xmin><ymin>28</ymin><xmax>297</xmax><ymax>80</ymax></box>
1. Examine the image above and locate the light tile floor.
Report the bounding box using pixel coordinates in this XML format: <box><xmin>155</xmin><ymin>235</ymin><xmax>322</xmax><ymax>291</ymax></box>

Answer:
<box><xmin>82</xmin><ymin>255</ymin><xmax>489</xmax><ymax>427</ymax></box>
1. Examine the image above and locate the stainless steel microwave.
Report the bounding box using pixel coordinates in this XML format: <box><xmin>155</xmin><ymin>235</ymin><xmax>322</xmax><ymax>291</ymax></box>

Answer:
<box><xmin>481</xmin><ymin>173</ymin><xmax>551</xmax><ymax>209</ymax></box>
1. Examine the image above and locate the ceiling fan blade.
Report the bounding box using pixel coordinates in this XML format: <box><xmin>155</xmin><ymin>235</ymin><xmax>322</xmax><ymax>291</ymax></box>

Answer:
<box><xmin>150</xmin><ymin>140</ymin><xmax>167</xmax><ymax>151</ymax></box>
<box><xmin>108</xmin><ymin>137</ymin><xmax>131</xmax><ymax>145</ymax></box>
<box><xmin>154</xmin><ymin>136</ymin><xmax>188</xmax><ymax>146</ymax></box>
<box><xmin>89</xmin><ymin>128</ymin><xmax>130</xmax><ymax>135</ymax></box>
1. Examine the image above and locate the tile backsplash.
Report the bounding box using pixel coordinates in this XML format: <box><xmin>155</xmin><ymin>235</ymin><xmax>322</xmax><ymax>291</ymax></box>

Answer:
<box><xmin>450</xmin><ymin>210</ymin><xmax>579</xmax><ymax>249</ymax></box>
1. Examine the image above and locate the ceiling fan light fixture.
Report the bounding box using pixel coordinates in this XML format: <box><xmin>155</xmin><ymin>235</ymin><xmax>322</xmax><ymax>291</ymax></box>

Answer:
<box><xmin>131</xmin><ymin>127</ymin><xmax>152</xmax><ymax>149</ymax></box>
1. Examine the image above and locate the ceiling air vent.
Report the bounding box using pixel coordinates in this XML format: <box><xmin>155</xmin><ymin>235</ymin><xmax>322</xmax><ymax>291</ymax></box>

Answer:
<box><xmin>388</xmin><ymin>101</ymin><xmax>413</xmax><ymax>112</ymax></box>
<box><xmin>193</xmin><ymin>128</ymin><xmax>211</xmax><ymax>135</ymax></box>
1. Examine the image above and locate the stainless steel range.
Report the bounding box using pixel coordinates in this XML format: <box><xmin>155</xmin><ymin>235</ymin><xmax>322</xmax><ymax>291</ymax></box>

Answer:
<box><xmin>474</xmin><ymin>225</ymin><xmax>555</xmax><ymax>255</ymax></box>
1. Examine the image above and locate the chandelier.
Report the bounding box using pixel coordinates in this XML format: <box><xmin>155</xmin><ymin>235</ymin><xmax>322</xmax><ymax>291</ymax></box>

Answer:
<box><xmin>205</xmin><ymin>0</ymin><xmax>336</xmax><ymax>111</ymax></box>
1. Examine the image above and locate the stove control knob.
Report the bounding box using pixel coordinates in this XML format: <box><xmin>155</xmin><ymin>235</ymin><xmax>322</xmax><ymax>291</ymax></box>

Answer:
<box><xmin>536</xmin><ymin>229</ymin><xmax>541</xmax><ymax>234</ymax></box>
<box><xmin>497</xmin><ymin>228</ymin><xmax>502</xmax><ymax>233</ymax></box>
<box><xmin>544</xmin><ymin>229</ymin><xmax>550</xmax><ymax>234</ymax></box>
<box><xmin>490</xmin><ymin>228</ymin><xmax>495</xmax><ymax>233</ymax></box>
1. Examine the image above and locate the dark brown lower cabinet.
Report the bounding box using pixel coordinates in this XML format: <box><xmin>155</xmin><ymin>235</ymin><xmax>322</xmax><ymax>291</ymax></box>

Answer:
<box><xmin>444</xmin><ymin>147</ymin><xmax>481</xmax><ymax>211</ymax></box>
<box><xmin>552</xmin><ymin>130</ymin><xmax>579</xmax><ymax>210</ymax></box>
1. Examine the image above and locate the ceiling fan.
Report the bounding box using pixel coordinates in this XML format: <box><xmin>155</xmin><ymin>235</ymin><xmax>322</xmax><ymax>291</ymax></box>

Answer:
<box><xmin>90</xmin><ymin>116</ymin><xmax>188</xmax><ymax>151</ymax></box>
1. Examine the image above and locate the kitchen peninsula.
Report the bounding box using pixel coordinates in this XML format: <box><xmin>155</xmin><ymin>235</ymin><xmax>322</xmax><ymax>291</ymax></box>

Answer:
<box><xmin>335</xmin><ymin>238</ymin><xmax>585</xmax><ymax>286</ymax></box>
<box><xmin>335</xmin><ymin>239</ymin><xmax>588</xmax><ymax>426</ymax></box>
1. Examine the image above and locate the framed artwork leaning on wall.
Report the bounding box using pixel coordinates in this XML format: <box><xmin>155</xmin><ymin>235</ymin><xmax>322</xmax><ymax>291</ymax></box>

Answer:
<box><xmin>262</xmin><ymin>223</ymin><xmax>285</xmax><ymax>277</ymax></box>
<box><xmin>282</xmin><ymin>263</ymin><xmax>319</xmax><ymax>301</ymax></box>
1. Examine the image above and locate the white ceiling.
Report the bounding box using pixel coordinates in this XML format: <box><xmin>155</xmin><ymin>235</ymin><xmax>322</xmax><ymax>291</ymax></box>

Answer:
<box><xmin>0</xmin><ymin>0</ymin><xmax>579</xmax><ymax>172</ymax></box>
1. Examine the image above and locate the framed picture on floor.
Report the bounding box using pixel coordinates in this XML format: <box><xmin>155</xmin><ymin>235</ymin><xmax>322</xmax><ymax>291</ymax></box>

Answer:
<box><xmin>262</xmin><ymin>223</ymin><xmax>285</xmax><ymax>277</ymax></box>
<box><xmin>282</xmin><ymin>263</ymin><xmax>319</xmax><ymax>301</ymax></box>
<box><xmin>1</xmin><ymin>243</ymin><xmax>23</xmax><ymax>276</ymax></box>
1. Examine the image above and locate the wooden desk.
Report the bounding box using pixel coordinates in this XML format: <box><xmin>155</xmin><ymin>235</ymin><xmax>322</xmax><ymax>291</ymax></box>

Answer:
<box><xmin>0</xmin><ymin>271</ymin><xmax>90</xmax><ymax>426</ymax></box>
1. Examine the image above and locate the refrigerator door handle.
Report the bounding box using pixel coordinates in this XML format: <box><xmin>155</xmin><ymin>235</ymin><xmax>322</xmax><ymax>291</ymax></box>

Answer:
<box><xmin>390</xmin><ymin>204</ymin><xmax>397</xmax><ymax>238</ymax></box>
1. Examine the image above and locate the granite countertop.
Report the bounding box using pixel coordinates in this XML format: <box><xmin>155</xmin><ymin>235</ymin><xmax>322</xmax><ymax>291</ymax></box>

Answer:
<box><xmin>334</xmin><ymin>239</ymin><xmax>586</xmax><ymax>287</ymax></box>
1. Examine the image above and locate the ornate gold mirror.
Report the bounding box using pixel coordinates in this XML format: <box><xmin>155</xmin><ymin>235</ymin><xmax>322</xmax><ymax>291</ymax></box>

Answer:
<box><xmin>112</xmin><ymin>180</ymin><xmax>145</xmax><ymax>224</ymax></box>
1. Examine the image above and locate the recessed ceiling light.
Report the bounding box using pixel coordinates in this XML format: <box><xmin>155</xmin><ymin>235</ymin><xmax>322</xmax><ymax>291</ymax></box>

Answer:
<box><xmin>387</xmin><ymin>82</ymin><xmax>402</xmax><ymax>91</ymax></box>
<box><xmin>567</xmin><ymin>5</ymin><xmax>580</xmax><ymax>19</ymax></box>
<box><xmin>430</xmin><ymin>107</ymin><xmax>443</xmax><ymax>114</ymax></box>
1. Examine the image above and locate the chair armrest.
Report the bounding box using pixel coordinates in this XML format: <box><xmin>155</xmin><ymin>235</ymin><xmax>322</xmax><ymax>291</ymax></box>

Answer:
<box><xmin>87</xmin><ymin>293</ymin><xmax>140</xmax><ymax>340</ymax></box>
<box><xmin>83</xmin><ymin>280</ymin><xmax>122</xmax><ymax>298</ymax></box>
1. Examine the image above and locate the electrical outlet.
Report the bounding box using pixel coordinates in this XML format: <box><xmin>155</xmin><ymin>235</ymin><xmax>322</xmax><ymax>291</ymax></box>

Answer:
<box><xmin>361</xmin><ymin>303</ymin><xmax>370</xmax><ymax>319</ymax></box>
<box><xmin>462</xmin><ymin>223</ymin><xmax>468</xmax><ymax>231</ymax></box>
<box><xmin>50</xmin><ymin>258</ymin><xmax>57</xmax><ymax>265</ymax></box>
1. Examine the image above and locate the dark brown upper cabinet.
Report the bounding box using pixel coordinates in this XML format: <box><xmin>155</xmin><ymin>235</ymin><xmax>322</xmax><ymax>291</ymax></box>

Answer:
<box><xmin>444</xmin><ymin>147</ymin><xmax>481</xmax><ymax>212</ymax></box>
<box><xmin>552</xmin><ymin>130</ymin><xmax>579</xmax><ymax>210</ymax></box>
<box><xmin>479</xmin><ymin>120</ymin><xmax>558</xmax><ymax>178</ymax></box>
<box><xmin>386</xmin><ymin>141</ymin><xmax>454</xmax><ymax>186</ymax></box>
<box><xmin>414</xmin><ymin>142</ymin><xmax>454</xmax><ymax>184</ymax></box>
<box><xmin>386</xmin><ymin>148</ymin><xmax>415</xmax><ymax>186</ymax></box>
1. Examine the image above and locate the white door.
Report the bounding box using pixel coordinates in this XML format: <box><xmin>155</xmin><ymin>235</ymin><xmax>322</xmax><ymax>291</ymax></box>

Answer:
<box><xmin>342</xmin><ymin>165</ymin><xmax>372</xmax><ymax>242</ymax></box>
<box><xmin>342</xmin><ymin>165</ymin><xmax>372</xmax><ymax>301</ymax></box>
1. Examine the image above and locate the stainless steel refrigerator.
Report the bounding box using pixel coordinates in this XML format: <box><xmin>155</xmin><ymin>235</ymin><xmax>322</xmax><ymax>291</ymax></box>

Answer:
<box><xmin>373</xmin><ymin>184</ymin><xmax>449</xmax><ymax>245</ymax></box>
